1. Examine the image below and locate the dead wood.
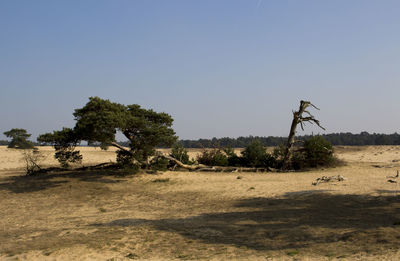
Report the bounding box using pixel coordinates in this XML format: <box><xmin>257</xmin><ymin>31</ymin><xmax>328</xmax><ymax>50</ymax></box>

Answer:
<box><xmin>282</xmin><ymin>100</ymin><xmax>325</xmax><ymax>170</ymax></box>
<box><xmin>312</xmin><ymin>175</ymin><xmax>347</xmax><ymax>186</ymax></box>
<box><xmin>155</xmin><ymin>154</ymin><xmax>277</xmax><ymax>173</ymax></box>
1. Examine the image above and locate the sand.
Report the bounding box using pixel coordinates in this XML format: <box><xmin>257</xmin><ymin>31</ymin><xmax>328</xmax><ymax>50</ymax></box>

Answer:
<box><xmin>1</xmin><ymin>145</ymin><xmax>400</xmax><ymax>260</ymax></box>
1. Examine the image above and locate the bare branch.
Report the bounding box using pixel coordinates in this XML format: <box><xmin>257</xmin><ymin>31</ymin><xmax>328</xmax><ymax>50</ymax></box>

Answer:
<box><xmin>309</xmin><ymin>102</ymin><xmax>320</xmax><ymax>110</ymax></box>
<box><xmin>110</xmin><ymin>142</ymin><xmax>132</xmax><ymax>155</ymax></box>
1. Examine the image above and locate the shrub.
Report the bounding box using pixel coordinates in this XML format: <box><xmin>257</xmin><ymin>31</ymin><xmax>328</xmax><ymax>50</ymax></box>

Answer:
<box><xmin>170</xmin><ymin>143</ymin><xmax>191</xmax><ymax>164</ymax></box>
<box><xmin>117</xmin><ymin>149</ymin><xmax>135</xmax><ymax>166</ymax></box>
<box><xmin>303</xmin><ymin>136</ymin><xmax>335</xmax><ymax>167</ymax></box>
<box><xmin>150</xmin><ymin>157</ymin><xmax>169</xmax><ymax>171</ymax></box>
<box><xmin>116</xmin><ymin>150</ymin><xmax>140</xmax><ymax>173</ymax></box>
<box><xmin>241</xmin><ymin>139</ymin><xmax>276</xmax><ymax>168</ymax></box>
<box><xmin>55</xmin><ymin>149</ymin><xmax>82</xmax><ymax>168</ymax></box>
<box><xmin>289</xmin><ymin>136</ymin><xmax>336</xmax><ymax>170</ymax></box>
<box><xmin>224</xmin><ymin>147</ymin><xmax>243</xmax><ymax>166</ymax></box>
<box><xmin>197</xmin><ymin>149</ymin><xmax>228</xmax><ymax>166</ymax></box>
<box><xmin>21</xmin><ymin>148</ymin><xmax>45</xmax><ymax>175</ymax></box>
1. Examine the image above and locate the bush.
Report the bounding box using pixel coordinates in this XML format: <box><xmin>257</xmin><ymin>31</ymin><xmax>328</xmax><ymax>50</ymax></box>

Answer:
<box><xmin>303</xmin><ymin>136</ymin><xmax>335</xmax><ymax>167</ymax></box>
<box><xmin>21</xmin><ymin>148</ymin><xmax>45</xmax><ymax>175</ymax></box>
<box><xmin>241</xmin><ymin>139</ymin><xmax>276</xmax><ymax>168</ymax></box>
<box><xmin>117</xmin><ymin>149</ymin><xmax>135</xmax><ymax>166</ymax></box>
<box><xmin>197</xmin><ymin>149</ymin><xmax>228</xmax><ymax>166</ymax></box>
<box><xmin>116</xmin><ymin>150</ymin><xmax>140</xmax><ymax>173</ymax></box>
<box><xmin>150</xmin><ymin>157</ymin><xmax>169</xmax><ymax>171</ymax></box>
<box><xmin>170</xmin><ymin>143</ymin><xmax>191</xmax><ymax>164</ymax></box>
<box><xmin>289</xmin><ymin>136</ymin><xmax>336</xmax><ymax>170</ymax></box>
<box><xmin>224</xmin><ymin>147</ymin><xmax>243</xmax><ymax>166</ymax></box>
<box><xmin>55</xmin><ymin>149</ymin><xmax>82</xmax><ymax>168</ymax></box>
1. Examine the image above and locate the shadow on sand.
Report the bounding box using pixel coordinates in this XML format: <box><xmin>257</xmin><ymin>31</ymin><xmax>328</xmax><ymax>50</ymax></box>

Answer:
<box><xmin>94</xmin><ymin>192</ymin><xmax>400</xmax><ymax>253</ymax></box>
<box><xmin>0</xmin><ymin>169</ymin><xmax>130</xmax><ymax>193</ymax></box>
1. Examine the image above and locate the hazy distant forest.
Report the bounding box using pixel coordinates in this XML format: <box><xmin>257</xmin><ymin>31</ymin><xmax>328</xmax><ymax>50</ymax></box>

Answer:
<box><xmin>2</xmin><ymin>132</ymin><xmax>400</xmax><ymax>148</ymax></box>
<box><xmin>159</xmin><ymin>132</ymin><xmax>400</xmax><ymax>148</ymax></box>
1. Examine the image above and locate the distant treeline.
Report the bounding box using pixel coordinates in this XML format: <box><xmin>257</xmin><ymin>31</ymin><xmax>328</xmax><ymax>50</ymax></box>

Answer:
<box><xmin>2</xmin><ymin>132</ymin><xmax>400</xmax><ymax>148</ymax></box>
<box><xmin>177</xmin><ymin>132</ymin><xmax>400</xmax><ymax>148</ymax></box>
<box><xmin>0</xmin><ymin>140</ymin><xmax>9</xmax><ymax>146</ymax></box>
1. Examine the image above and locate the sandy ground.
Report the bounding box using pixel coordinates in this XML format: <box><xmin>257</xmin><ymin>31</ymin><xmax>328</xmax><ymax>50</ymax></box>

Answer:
<box><xmin>1</xmin><ymin>146</ymin><xmax>400</xmax><ymax>260</ymax></box>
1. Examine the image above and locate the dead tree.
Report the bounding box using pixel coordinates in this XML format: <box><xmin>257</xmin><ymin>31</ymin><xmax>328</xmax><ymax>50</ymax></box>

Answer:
<box><xmin>281</xmin><ymin>100</ymin><xmax>325</xmax><ymax>170</ymax></box>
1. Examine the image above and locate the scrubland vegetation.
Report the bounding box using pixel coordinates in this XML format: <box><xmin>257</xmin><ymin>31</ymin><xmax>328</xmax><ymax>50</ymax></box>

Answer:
<box><xmin>1</xmin><ymin>99</ymin><xmax>400</xmax><ymax>260</ymax></box>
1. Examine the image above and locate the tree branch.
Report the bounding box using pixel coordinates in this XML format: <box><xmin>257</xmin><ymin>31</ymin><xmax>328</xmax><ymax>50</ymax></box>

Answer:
<box><xmin>110</xmin><ymin>142</ymin><xmax>132</xmax><ymax>155</ymax></box>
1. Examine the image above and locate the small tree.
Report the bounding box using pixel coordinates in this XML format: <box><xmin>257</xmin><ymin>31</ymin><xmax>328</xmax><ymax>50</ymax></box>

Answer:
<box><xmin>37</xmin><ymin>128</ymin><xmax>82</xmax><ymax>168</ymax></box>
<box><xmin>241</xmin><ymin>139</ymin><xmax>275</xmax><ymax>168</ymax></box>
<box><xmin>3</xmin><ymin>128</ymin><xmax>34</xmax><ymax>149</ymax></box>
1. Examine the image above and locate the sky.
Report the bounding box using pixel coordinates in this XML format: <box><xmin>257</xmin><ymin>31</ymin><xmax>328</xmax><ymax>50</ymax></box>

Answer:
<box><xmin>1</xmin><ymin>0</ymin><xmax>400</xmax><ymax>141</ymax></box>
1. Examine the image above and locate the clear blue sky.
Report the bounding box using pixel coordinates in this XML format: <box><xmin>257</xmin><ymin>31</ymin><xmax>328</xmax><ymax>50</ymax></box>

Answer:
<box><xmin>1</xmin><ymin>0</ymin><xmax>400</xmax><ymax>140</ymax></box>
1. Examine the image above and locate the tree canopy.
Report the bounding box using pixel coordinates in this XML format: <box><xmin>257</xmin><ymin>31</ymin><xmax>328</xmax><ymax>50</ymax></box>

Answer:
<box><xmin>38</xmin><ymin>97</ymin><xmax>177</xmax><ymax>167</ymax></box>
<box><xmin>73</xmin><ymin>97</ymin><xmax>177</xmax><ymax>164</ymax></box>
<box><xmin>3</xmin><ymin>128</ymin><xmax>34</xmax><ymax>149</ymax></box>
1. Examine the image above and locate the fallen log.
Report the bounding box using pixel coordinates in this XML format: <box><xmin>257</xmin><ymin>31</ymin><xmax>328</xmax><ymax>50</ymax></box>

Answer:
<box><xmin>154</xmin><ymin>155</ymin><xmax>278</xmax><ymax>172</ymax></box>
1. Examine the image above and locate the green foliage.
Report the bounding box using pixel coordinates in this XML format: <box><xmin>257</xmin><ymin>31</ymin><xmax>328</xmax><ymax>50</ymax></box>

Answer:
<box><xmin>288</xmin><ymin>136</ymin><xmax>335</xmax><ymax>170</ymax></box>
<box><xmin>37</xmin><ymin>128</ymin><xmax>82</xmax><ymax>168</ymax></box>
<box><xmin>179</xmin><ymin>132</ymin><xmax>400</xmax><ymax>148</ymax></box>
<box><xmin>116</xmin><ymin>149</ymin><xmax>135</xmax><ymax>166</ymax></box>
<box><xmin>54</xmin><ymin>150</ymin><xmax>82</xmax><ymax>168</ymax></box>
<box><xmin>116</xmin><ymin>150</ymin><xmax>140</xmax><ymax>173</ymax></box>
<box><xmin>73</xmin><ymin>97</ymin><xmax>177</xmax><ymax>164</ymax></box>
<box><xmin>303</xmin><ymin>136</ymin><xmax>335</xmax><ymax>167</ymax></box>
<box><xmin>170</xmin><ymin>143</ymin><xmax>191</xmax><ymax>164</ymax></box>
<box><xmin>224</xmin><ymin>147</ymin><xmax>243</xmax><ymax>166</ymax></box>
<box><xmin>197</xmin><ymin>149</ymin><xmax>228</xmax><ymax>166</ymax></box>
<box><xmin>150</xmin><ymin>157</ymin><xmax>169</xmax><ymax>171</ymax></box>
<box><xmin>241</xmin><ymin>139</ymin><xmax>275</xmax><ymax>168</ymax></box>
<box><xmin>3</xmin><ymin>128</ymin><xmax>34</xmax><ymax>149</ymax></box>
<box><xmin>0</xmin><ymin>140</ymin><xmax>9</xmax><ymax>146</ymax></box>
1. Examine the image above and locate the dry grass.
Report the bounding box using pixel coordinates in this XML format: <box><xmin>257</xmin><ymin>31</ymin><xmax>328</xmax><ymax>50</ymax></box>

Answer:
<box><xmin>1</xmin><ymin>146</ymin><xmax>400</xmax><ymax>260</ymax></box>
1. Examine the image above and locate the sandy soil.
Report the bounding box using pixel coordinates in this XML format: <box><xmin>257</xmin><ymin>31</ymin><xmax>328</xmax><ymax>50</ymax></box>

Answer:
<box><xmin>1</xmin><ymin>146</ymin><xmax>400</xmax><ymax>260</ymax></box>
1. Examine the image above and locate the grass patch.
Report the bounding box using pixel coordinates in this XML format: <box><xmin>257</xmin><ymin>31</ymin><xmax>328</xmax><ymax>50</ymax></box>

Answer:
<box><xmin>286</xmin><ymin>250</ymin><xmax>299</xmax><ymax>256</ymax></box>
<box><xmin>99</xmin><ymin>207</ymin><xmax>107</xmax><ymax>213</ymax></box>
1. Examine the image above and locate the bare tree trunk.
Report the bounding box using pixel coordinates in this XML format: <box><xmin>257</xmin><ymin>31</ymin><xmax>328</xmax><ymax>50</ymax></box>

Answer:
<box><xmin>281</xmin><ymin>100</ymin><xmax>325</xmax><ymax>170</ymax></box>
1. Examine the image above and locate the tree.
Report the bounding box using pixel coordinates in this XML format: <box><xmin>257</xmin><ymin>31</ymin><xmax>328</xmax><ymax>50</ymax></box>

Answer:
<box><xmin>37</xmin><ymin>128</ymin><xmax>82</xmax><ymax>168</ymax></box>
<box><xmin>281</xmin><ymin>100</ymin><xmax>325</xmax><ymax>170</ymax></box>
<box><xmin>73</xmin><ymin>97</ymin><xmax>177</xmax><ymax>166</ymax></box>
<box><xmin>3</xmin><ymin>128</ymin><xmax>34</xmax><ymax>149</ymax></box>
